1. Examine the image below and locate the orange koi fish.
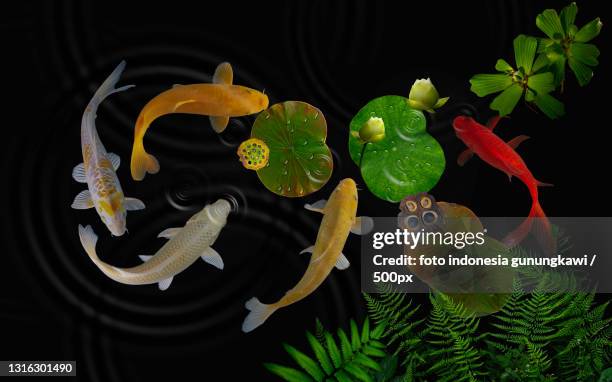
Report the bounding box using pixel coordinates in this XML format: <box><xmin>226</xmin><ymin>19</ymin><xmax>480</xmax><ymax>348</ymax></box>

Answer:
<box><xmin>130</xmin><ymin>62</ymin><xmax>269</xmax><ymax>180</ymax></box>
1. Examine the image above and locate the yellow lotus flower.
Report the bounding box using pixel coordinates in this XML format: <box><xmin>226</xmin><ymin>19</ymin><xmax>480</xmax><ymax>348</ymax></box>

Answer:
<box><xmin>351</xmin><ymin>116</ymin><xmax>385</xmax><ymax>143</ymax></box>
<box><xmin>408</xmin><ymin>78</ymin><xmax>449</xmax><ymax>113</ymax></box>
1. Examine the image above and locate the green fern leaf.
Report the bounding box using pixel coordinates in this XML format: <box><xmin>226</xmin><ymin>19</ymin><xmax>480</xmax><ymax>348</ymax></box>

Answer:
<box><xmin>343</xmin><ymin>363</ymin><xmax>373</xmax><ymax>382</ymax></box>
<box><xmin>337</xmin><ymin>328</ymin><xmax>353</xmax><ymax>360</ymax></box>
<box><xmin>264</xmin><ymin>363</ymin><xmax>314</xmax><ymax>382</ymax></box>
<box><xmin>266</xmin><ymin>318</ymin><xmax>388</xmax><ymax>382</ymax></box>
<box><xmin>283</xmin><ymin>343</ymin><xmax>325</xmax><ymax>381</ymax></box>
<box><xmin>325</xmin><ymin>332</ymin><xmax>342</xmax><ymax>368</ymax></box>
<box><xmin>306</xmin><ymin>332</ymin><xmax>333</xmax><ymax>375</ymax></box>
<box><xmin>351</xmin><ymin>319</ymin><xmax>362</xmax><ymax>351</ymax></box>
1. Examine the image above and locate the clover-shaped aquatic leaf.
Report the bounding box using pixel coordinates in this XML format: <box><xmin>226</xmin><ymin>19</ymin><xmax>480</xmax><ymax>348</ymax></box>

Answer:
<box><xmin>248</xmin><ymin>101</ymin><xmax>332</xmax><ymax>197</ymax></box>
<box><xmin>536</xmin><ymin>2</ymin><xmax>602</xmax><ymax>87</ymax></box>
<box><xmin>348</xmin><ymin>96</ymin><xmax>445</xmax><ymax>202</ymax></box>
<box><xmin>470</xmin><ymin>35</ymin><xmax>565</xmax><ymax>119</ymax></box>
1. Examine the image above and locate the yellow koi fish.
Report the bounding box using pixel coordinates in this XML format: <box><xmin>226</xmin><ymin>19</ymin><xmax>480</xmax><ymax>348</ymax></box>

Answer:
<box><xmin>72</xmin><ymin>61</ymin><xmax>145</xmax><ymax>236</ymax></box>
<box><xmin>130</xmin><ymin>62</ymin><xmax>269</xmax><ymax>181</ymax></box>
<box><xmin>242</xmin><ymin>178</ymin><xmax>373</xmax><ymax>332</ymax></box>
<box><xmin>78</xmin><ymin>199</ymin><xmax>231</xmax><ymax>290</ymax></box>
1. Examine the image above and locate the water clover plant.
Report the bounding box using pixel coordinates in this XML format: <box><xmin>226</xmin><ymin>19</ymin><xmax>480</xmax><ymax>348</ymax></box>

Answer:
<box><xmin>469</xmin><ymin>3</ymin><xmax>602</xmax><ymax>119</ymax></box>
<box><xmin>245</xmin><ymin>101</ymin><xmax>333</xmax><ymax>197</ymax></box>
<box><xmin>470</xmin><ymin>34</ymin><xmax>565</xmax><ymax>119</ymax></box>
<box><xmin>348</xmin><ymin>96</ymin><xmax>445</xmax><ymax>202</ymax></box>
<box><xmin>535</xmin><ymin>2</ymin><xmax>602</xmax><ymax>88</ymax></box>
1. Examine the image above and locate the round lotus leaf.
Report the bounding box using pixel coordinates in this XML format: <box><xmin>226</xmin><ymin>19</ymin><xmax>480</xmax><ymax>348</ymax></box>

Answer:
<box><xmin>251</xmin><ymin>101</ymin><xmax>333</xmax><ymax>197</ymax></box>
<box><xmin>349</xmin><ymin>95</ymin><xmax>445</xmax><ymax>202</ymax></box>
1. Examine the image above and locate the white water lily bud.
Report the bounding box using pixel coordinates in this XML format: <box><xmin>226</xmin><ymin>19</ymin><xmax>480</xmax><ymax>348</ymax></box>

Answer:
<box><xmin>358</xmin><ymin>117</ymin><xmax>385</xmax><ymax>143</ymax></box>
<box><xmin>408</xmin><ymin>78</ymin><xmax>449</xmax><ymax>113</ymax></box>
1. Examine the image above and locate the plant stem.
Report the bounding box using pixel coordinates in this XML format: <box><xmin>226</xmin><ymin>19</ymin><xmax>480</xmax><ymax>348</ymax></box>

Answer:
<box><xmin>359</xmin><ymin>142</ymin><xmax>369</xmax><ymax>168</ymax></box>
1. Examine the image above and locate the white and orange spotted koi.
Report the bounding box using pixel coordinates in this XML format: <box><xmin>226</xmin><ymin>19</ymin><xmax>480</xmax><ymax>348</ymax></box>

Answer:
<box><xmin>71</xmin><ymin>61</ymin><xmax>145</xmax><ymax>236</ymax></box>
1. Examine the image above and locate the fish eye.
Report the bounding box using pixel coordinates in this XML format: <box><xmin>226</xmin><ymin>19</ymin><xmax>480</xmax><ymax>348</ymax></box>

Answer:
<box><xmin>403</xmin><ymin>215</ymin><xmax>420</xmax><ymax>229</ymax></box>
<box><xmin>420</xmin><ymin>196</ymin><xmax>432</xmax><ymax>208</ymax></box>
<box><xmin>422</xmin><ymin>211</ymin><xmax>438</xmax><ymax>225</ymax></box>
<box><xmin>405</xmin><ymin>200</ymin><xmax>418</xmax><ymax>212</ymax></box>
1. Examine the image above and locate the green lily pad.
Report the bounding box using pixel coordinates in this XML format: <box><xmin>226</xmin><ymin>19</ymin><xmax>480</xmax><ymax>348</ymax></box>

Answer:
<box><xmin>251</xmin><ymin>101</ymin><xmax>333</xmax><ymax>197</ymax></box>
<box><xmin>348</xmin><ymin>95</ymin><xmax>445</xmax><ymax>202</ymax></box>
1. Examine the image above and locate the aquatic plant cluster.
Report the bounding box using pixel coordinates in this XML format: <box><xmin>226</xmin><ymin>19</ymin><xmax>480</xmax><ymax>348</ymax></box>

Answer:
<box><xmin>470</xmin><ymin>2</ymin><xmax>602</xmax><ymax>118</ymax></box>
<box><xmin>268</xmin><ymin>274</ymin><xmax>611</xmax><ymax>381</ymax></box>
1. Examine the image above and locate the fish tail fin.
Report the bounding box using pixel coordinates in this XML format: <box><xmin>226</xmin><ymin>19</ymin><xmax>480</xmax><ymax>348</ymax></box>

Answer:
<box><xmin>92</xmin><ymin>61</ymin><xmax>135</xmax><ymax>102</ymax></box>
<box><xmin>130</xmin><ymin>135</ymin><xmax>159</xmax><ymax>181</ymax></box>
<box><xmin>529</xmin><ymin>201</ymin><xmax>555</xmax><ymax>255</ymax></box>
<box><xmin>78</xmin><ymin>224</ymin><xmax>100</xmax><ymax>261</ymax></box>
<box><xmin>78</xmin><ymin>225</ymin><xmax>124</xmax><ymax>280</ymax></box>
<box><xmin>503</xmin><ymin>200</ymin><xmax>555</xmax><ymax>255</ymax></box>
<box><xmin>242</xmin><ymin>297</ymin><xmax>277</xmax><ymax>333</ymax></box>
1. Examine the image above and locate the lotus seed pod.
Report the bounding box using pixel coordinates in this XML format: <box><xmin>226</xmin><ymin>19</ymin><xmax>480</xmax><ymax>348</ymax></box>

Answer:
<box><xmin>237</xmin><ymin>138</ymin><xmax>270</xmax><ymax>170</ymax></box>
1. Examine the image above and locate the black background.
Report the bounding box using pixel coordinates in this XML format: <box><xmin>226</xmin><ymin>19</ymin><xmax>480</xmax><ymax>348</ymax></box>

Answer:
<box><xmin>1</xmin><ymin>1</ymin><xmax>609</xmax><ymax>380</ymax></box>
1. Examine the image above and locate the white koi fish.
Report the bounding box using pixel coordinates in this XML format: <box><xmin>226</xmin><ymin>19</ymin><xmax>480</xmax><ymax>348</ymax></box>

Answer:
<box><xmin>242</xmin><ymin>178</ymin><xmax>373</xmax><ymax>332</ymax></box>
<box><xmin>78</xmin><ymin>199</ymin><xmax>231</xmax><ymax>290</ymax></box>
<box><xmin>71</xmin><ymin>61</ymin><xmax>145</xmax><ymax>236</ymax></box>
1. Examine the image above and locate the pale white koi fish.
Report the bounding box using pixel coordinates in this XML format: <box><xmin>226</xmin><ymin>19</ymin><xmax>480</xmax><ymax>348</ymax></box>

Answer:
<box><xmin>71</xmin><ymin>61</ymin><xmax>145</xmax><ymax>236</ymax></box>
<box><xmin>242</xmin><ymin>178</ymin><xmax>373</xmax><ymax>332</ymax></box>
<box><xmin>78</xmin><ymin>199</ymin><xmax>231</xmax><ymax>290</ymax></box>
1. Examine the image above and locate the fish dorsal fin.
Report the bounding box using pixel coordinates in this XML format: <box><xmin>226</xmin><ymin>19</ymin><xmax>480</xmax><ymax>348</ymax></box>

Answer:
<box><xmin>213</xmin><ymin>62</ymin><xmax>233</xmax><ymax>85</ymax></box>
<box><xmin>351</xmin><ymin>216</ymin><xmax>374</xmax><ymax>235</ymax></box>
<box><xmin>158</xmin><ymin>277</ymin><xmax>174</xmax><ymax>291</ymax></box>
<box><xmin>335</xmin><ymin>253</ymin><xmax>350</xmax><ymax>270</ymax></box>
<box><xmin>172</xmin><ymin>99</ymin><xmax>197</xmax><ymax>112</ymax></box>
<box><xmin>108</xmin><ymin>153</ymin><xmax>120</xmax><ymax>170</ymax></box>
<box><xmin>304</xmin><ymin>199</ymin><xmax>327</xmax><ymax>214</ymax></box>
<box><xmin>72</xmin><ymin>163</ymin><xmax>87</xmax><ymax>183</ymax></box>
<box><xmin>209</xmin><ymin>116</ymin><xmax>229</xmax><ymax>133</ymax></box>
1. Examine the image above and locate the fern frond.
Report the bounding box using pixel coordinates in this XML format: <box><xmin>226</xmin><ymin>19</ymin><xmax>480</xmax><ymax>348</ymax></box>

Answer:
<box><xmin>266</xmin><ymin>318</ymin><xmax>388</xmax><ymax>382</ymax></box>
<box><xmin>423</xmin><ymin>293</ymin><xmax>485</xmax><ymax>381</ymax></box>
<box><xmin>314</xmin><ymin>318</ymin><xmax>326</xmax><ymax>348</ymax></box>
<box><xmin>362</xmin><ymin>290</ymin><xmax>425</xmax><ymax>369</ymax></box>
<box><xmin>524</xmin><ymin>341</ymin><xmax>552</xmax><ymax>379</ymax></box>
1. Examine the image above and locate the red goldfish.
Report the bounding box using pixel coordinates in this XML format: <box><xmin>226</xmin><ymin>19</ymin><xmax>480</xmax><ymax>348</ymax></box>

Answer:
<box><xmin>452</xmin><ymin>115</ymin><xmax>554</xmax><ymax>253</ymax></box>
